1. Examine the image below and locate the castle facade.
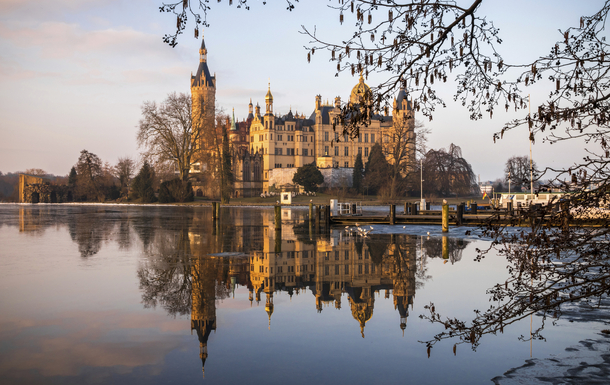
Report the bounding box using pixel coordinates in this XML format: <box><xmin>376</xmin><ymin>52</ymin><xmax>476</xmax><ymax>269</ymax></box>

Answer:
<box><xmin>190</xmin><ymin>37</ymin><xmax>415</xmax><ymax>197</ymax></box>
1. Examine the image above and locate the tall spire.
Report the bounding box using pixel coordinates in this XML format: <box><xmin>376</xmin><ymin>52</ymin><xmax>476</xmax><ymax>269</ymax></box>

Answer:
<box><xmin>199</xmin><ymin>34</ymin><xmax>207</xmax><ymax>63</ymax></box>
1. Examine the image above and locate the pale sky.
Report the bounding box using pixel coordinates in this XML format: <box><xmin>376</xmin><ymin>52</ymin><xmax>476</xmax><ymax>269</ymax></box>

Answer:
<box><xmin>0</xmin><ymin>0</ymin><xmax>603</xmax><ymax>181</ymax></box>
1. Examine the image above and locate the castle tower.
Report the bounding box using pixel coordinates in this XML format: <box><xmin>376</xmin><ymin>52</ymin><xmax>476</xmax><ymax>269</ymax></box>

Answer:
<box><xmin>191</xmin><ymin>35</ymin><xmax>216</xmax><ymax>158</ymax></box>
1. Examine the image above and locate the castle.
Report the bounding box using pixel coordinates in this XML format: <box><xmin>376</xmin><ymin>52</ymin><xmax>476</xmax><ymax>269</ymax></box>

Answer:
<box><xmin>190</xmin><ymin>37</ymin><xmax>415</xmax><ymax>197</ymax></box>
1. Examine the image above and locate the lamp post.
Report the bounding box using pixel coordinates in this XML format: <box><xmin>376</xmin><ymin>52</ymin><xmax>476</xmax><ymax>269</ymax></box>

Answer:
<box><xmin>420</xmin><ymin>158</ymin><xmax>425</xmax><ymax>211</ymax></box>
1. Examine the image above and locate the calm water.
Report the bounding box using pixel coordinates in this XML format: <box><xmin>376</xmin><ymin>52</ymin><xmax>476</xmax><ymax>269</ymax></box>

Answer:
<box><xmin>0</xmin><ymin>205</ymin><xmax>600</xmax><ymax>384</ymax></box>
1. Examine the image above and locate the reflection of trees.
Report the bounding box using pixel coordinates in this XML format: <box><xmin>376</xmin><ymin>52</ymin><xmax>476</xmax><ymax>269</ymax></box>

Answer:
<box><xmin>138</xmin><ymin>228</ymin><xmax>193</xmax><ymax>316</ymax></box>
<box><xmin>421</xmin><ymin>236</ymin><xmax>469</xmax><ymax>265</ymax></box>
<box><xmin>67</xmin><ymin>209</ymin><xmax>115</xmax><ymax>258</ymax></box>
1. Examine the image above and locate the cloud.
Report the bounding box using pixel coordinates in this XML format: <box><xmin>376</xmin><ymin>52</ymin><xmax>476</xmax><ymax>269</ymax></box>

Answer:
<box><xmin>0</xmin><ymin>309</ymin><xmax>187</xmax><ymax>377</ymax></box>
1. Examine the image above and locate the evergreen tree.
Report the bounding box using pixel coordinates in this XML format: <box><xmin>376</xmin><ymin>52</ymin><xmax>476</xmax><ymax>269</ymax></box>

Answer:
<box><xmin>68</xmin><ymin>167</ymin><xmax>77</xmax><ymax>187</ymax></box>
<box><xmin>364</xmin><ymin>143</ymin><xmax>390</xmax><ymax>195</ymax></box>
<box><xmin>293</xmin><ymin>163</ymin><xmax>325</xmax><ymax>192</ymax></box>
<box><xmin>131</xmin><ymin>161</ymin><xmax>156</xmax><ymax>203</ymax></box>
<box><xmin>220</xmin><ymin>126</ymin><xmax>234</xmax><ymax>204</ymax></box>
<box><xmin>352</xmin><ymin>152</ymin><xmax>364</xmax><ymax>194</ymax></box>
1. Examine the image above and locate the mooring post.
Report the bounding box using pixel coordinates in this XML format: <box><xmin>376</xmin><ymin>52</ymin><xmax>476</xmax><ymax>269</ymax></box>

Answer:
<box><xmin>274</xmin><ymin>205</ymin><xmax>281</xmax><ymax>231</ymax></box>
<box><xmin>315</xmin><ymin>205</ymin><xmax>321</xmax><ymax>229</ymax></box>
<box><xmin>456</xmin><ymin>203</ymin><xmax>464</xmax><ymax>226</ymax></box>
<box><xmin>442</xmin><ymin>203</ymin><xmax>449</xmax><ymax>232</ymax></box>
<box><xmin>216</xmin><ymin>201</ymin><xmax>221</xmax><ymax>219</ymax></box>
<box><xmin>325</xmin><ymin>205</ymin><xmax>331</xmax><ymax>227</ymax></box>
<box><xmin>212</xmin><ymin>202</ymin><xmax>217</xmax><ymax>220</ymax></box>
<box><xmin>404</xmin><ymin>202</ymin><xmax>409</xmax><ymax>215</ymax></box>
<box><xmin>390</xmin><ymin>204</ymin><xmax>396</xmax><ymax>225</ymax></box>
<box><xmin>470</xmin><ymin>201</ymin><xmax>478</xmax><ymax>215</ymax></box>
<box><xmin>412</xmin><ymin>202</ymin><xmax>418</xmax><ymax>216</ymax></box>
<box><xmin>507</xmin><ymin>201</ymin><xmax>513</xmax><ymax>216</ymax></box>
<box><xmin>561</xmin><ymin>200</ymin><xmax>570</xmax><ymax>233</ymax></box>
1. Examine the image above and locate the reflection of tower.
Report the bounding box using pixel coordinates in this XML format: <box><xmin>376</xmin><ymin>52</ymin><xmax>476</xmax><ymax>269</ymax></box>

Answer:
<box><xmin>265</xmin><ymin>292</ymin><xmax>274</xmax><ymax>330</ymax></box>
<box><xmin>191</xmin><ymin>257</ymin><xmax>217</xmax><ymax>378</ymax></box>
<box><xmin>388</xmin><ymin>235</ymin><xmax>417</xmax><ymax>335</ymax></box>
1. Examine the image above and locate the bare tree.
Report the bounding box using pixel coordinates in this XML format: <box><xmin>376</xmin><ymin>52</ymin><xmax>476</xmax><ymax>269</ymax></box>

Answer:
<box><xmin>138</xmin><ymin>92</ymin><xmax>200</xmax><ymax>182</ymax></box>
<box><xmin>382</xmin><ymin>119</ymin><xmax>429</xmax><ymax>197</ymax></box>
<box><xmin>24</xmin><ymin>168</ymin><xmax>47</xmax><ymax>176</ymax></box>
<box><xmin>114</xmin><ymin>157</ymin><xmax>136</xmax><ymax>197</ymax></box>
<box><xmin>422</xmin><ymin>143</ymin><xmax>478</xmax><ymax>197</ymax></box>
<box><xmin>504</xmin><ymin>155</ymin><xmax>539</xmax><ymax>193</ymax></box>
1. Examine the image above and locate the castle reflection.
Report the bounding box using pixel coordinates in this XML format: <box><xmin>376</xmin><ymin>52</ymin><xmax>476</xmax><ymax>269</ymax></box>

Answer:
<box><xmin>182</xmin><ymin>208</ymin><xmax>461</xmax><ymax>377</ymax></box>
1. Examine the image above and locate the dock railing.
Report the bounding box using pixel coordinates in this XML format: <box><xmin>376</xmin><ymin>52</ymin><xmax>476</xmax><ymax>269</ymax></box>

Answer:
<box><xmin>338</xmin><ymin>202</ymin><xmax>362</xmax><ymax>216</ymax></box>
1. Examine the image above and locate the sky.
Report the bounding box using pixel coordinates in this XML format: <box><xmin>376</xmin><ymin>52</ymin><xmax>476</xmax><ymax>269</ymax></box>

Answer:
<box><xmin>0</xmin><ymin>0</ymin><xmax>603</xmax><ymax>181</ymax></box>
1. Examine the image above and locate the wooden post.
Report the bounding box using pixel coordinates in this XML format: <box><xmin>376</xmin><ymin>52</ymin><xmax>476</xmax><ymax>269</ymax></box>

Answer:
<box><xmin>315</xmin><ymin>205</ymin><xmax>321</xmax><ymax>229</ymax></box>
<box><xmin>561</xmin><ymin>200</ymin><xmax>570</xmax><ymax>233</ymax></box>
<box><xmin>216</xmin><ymin>201</ymin><xmax>221</xmax><ymax>219</ymax></box>
<box><xmin>212</xmin><ymin>202</ymin><xmax>217</xmax><ymax>220</ymax></box>
<box><xmin>412</xmin><ymin>202</ymin><xmax>418</xmax><ymax>216</ymax></box>
<box><xmin>470</xmin><ymin>201</ymin><xmax>478</xmax><ymax>215</ymax></box>
<box><xmin>456</xmin><ymin>203</ymin><xmax>464</xmax><ymax>226</ymax></box>
<box><xmin>404</xmin><ymin>202</ymin><xmax>409</xmax><ymax>215</ymax></box>
<box><xmin>442</xmin><ymin>203</ymin><xmax>449</xmax><ymax>232</ymax></box>
<box><xmin>507</xmin><ymin>201</ymin><xmax>513</xmax><ymax>216</ymax></box>
<box><xmin>325</xmin><ymin>205</ymin><xmax>331</xmax><ymax>227</ymax></box>
<box><xmin>274</xmin><ymin>205</ymin><xmax>281</xmax><ymax>231</ymax></box>
<box><xmin>390</xmin><ymin>204</ymin><xmax>396</xmax><ymax>225</ymax></box>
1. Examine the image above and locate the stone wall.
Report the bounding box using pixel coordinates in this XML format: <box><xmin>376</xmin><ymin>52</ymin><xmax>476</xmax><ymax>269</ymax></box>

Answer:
<box><xmin>320</xmin><ymin>168</ymin><xmax>353</xmax><ymax>189</ymax></box>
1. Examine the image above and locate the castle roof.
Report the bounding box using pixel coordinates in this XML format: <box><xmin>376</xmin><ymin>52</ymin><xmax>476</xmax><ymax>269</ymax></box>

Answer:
<box><xmin>191</xmin><ymin>38</ymin><xmax>215</xmax><ymax>87</ymax></box>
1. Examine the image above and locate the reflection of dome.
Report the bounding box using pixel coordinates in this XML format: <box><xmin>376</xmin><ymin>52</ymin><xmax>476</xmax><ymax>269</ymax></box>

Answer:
<box><xmin>350</xmin><ymin>297</ymin><xmax>373</xmax><ymax>338</ymax></box>
<box><xmin>350</xmin><ymin>73</ymin><xmax>371</xmax><ymax>104</ymax></box>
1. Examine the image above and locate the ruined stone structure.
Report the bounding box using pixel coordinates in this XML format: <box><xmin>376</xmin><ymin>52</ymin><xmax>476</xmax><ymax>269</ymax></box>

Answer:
<box><xmin>19</xmin><ymin>174</ymin><xmax>69</xmax><ymax>203</ymax></box>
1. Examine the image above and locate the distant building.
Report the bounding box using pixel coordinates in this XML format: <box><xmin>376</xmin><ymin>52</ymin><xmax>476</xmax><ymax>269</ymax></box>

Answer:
<box><xmin>190</xmin><ymin>36</ymin><xmax>416</xmax><ymax>197</ymax></box>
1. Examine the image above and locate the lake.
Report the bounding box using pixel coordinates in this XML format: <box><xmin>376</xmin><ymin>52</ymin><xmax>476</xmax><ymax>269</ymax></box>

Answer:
<box><xmin>0</xmin><ymin>204</ymin><xmax>603</xmax><ymax>384</ymax></box>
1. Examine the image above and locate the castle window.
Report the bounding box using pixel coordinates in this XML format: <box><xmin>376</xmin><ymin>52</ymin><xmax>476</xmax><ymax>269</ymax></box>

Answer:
<box><xmin>334</xmin><ymin>146</ymin><xmax>339</xmax><ymax>156</ymax></box>
<box><xmin>265</xmin><ymin>134</ymin><xmax>268</xmax><ymax>140</ymax></box>
<box><xmin>303</xmin><ymin>149</ymin><xmax>308</xmax><ymax>156</ymax></box>
<box><xmin>344</xmin><ymin>161</ymin><xmax>349</xmax><ymax>167</ymax></box>
<box><xmin>270</xmin><ymin>134</ymin><xmax>273</xmax><ymax>140</ymax></box>
<box><xmin>265</xmin><ymin>121</ymin><xmax>268</xmax><ymax>129</ymax></box>
<box><xmin>364</xmin><ymin>133</ymin><xmax>369</xmax><ymax>142</ymax></box>
<box><xmin>344</xmin><ymin>147</ymin><xmax>348</xmax><ymax>156</ymax></box>
<box><xmin>251</xmin><ymin>136</ymin><xmax>254</xmax><ymax>142</ymax></box>
<box><xmin>344</xmin><ymin>134</ymin><xmax>348</xmax><ymax>142</ymax></box>
<box><xmin>278</xmin><ymin>134</ymin><xmax>282</xmax><ymax>141</ymax></box>
<box><xmin>335</xmin><ymin>132</ymin><xmax>339</xmax><ymax>141</ymax></box>
<box><xmin>265</xmin><ymin>148</ymin><xmax>267</xmax><ymax>154</ymax></box>
<box><xmin>358</xmin><ymin>147</ymin><xmax>362</xmax><ymax>155</ymax></box>
<box><xmin>324</xmin><ymin>132</ymin><xmax>329</xmax><ymax>142</ymax></box>
<box><xmin>324</xmin><ymin>146</ymin><xmax>329</xmax><ymax>156</ymax></box>
<box><xmin>364</xmin><ymin>147</ymin><xmax>369</xmax><ymax>157</ymax></box>
<box><xmin>371</xmin><ymin>133</ymin><xmax>375</xmax><ymax>143</ymax></box>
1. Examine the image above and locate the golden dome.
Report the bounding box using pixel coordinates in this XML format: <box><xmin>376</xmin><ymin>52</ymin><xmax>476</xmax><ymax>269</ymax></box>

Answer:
<box><xmin>265</xmin><ymin>83</ymin><xmax>273</xmax><ymax>102</ymax></box>
<box><xmin>350</xmin><ymin>73</ymin><xmax>371</xmax><ymax>104</ymax></box>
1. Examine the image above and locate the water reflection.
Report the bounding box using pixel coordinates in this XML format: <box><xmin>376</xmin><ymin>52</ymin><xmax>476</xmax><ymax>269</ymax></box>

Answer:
<box><xmin>7</xmin><ymin>205</ymin><xmax>478</xmax><ymax>382</ymax></box>
<box><xmin>132</xmin><ymin>207</ymin><xmax>471</xmax><ymax>376</ymax></box>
